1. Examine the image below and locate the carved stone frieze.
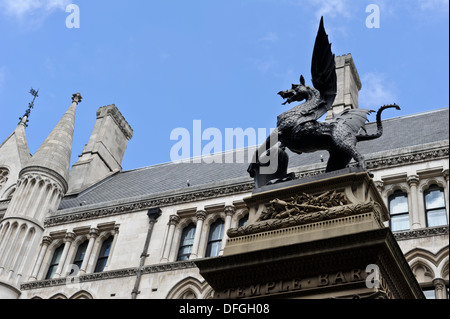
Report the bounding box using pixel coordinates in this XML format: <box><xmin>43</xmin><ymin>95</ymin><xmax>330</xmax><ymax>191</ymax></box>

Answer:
<box><xmin>393</xmin><ymin>225</ymin><xmax>449</xmax><ymax>241</ymax></box>
<box><xmin>228</xmin><ymin>200</ymin><xmax>383</xmax><ymax>238</ymax></box>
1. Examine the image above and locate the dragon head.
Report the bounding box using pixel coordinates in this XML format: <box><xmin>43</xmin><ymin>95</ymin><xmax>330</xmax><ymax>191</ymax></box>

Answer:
<box><xmin>278</xmin><ymin>75</ymin><xmax>312</xmax><ymax>105</ymax></box>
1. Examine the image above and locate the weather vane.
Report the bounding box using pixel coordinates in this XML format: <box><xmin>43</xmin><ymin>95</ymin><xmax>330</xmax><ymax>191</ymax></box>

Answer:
<box><xmin>18</xmin><ymin>87</ymin><xmax>39</xmax><ymax>127</ymax></box>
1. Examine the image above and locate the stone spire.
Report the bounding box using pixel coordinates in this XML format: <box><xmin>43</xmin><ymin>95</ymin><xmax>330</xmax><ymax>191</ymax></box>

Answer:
<box><xmin>20</xmin><ymin>93</ymin><xmax>82</xmax><ymax>193</ymax></box>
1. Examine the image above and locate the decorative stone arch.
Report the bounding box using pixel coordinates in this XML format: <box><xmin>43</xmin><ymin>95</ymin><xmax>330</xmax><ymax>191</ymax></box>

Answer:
<box><xmin>203</xmin><ymin>212</ymin><xmax>225</xmax><ymax>229</ymax></box>
<box><xmin>232</xmin><ymin>208</ymin><xmax>249</xmax><ymax>227</ymax></box>
<box><xmin>166</xmin><ymin>276</ymin><xmax>212</xmax><ymax>299</ymax></box>
<box><xmin>405</xmin><ymin>248</ymin><xmax>440</xmax><ymax>283</ymax></box>
<box><xmin>419</xmin><ymin>178</ymin><xmax>446</xmax><ymax>193</ymax></box>
<box><xmin>384</xmin><ymin>183</ymin><xmax>409</xmax><ymax>199</ymax></box>
<box><xmin>70</xmin><ymin>290</ymin><xmax>94</xmax><ymax>299</ymax></box>
<box><xmin>49</xmin><ymin>293</ymin><xmax>68</xmax><ymax>299</ymax></box>
<box><xmin>435</xmin><ymin>246</ymin><xmax>449</xmax><ymax>280</ymax></box>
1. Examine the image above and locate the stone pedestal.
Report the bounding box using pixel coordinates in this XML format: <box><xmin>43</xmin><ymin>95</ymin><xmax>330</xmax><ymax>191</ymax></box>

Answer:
<box><xmin>195</xmin><ymin>168</ymin><xmax>424</xmax><ymax>299</ymax></box>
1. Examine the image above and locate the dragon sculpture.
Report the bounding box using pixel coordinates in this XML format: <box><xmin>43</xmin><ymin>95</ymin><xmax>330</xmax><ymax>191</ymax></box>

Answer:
<box><xmin>248</xmin><ymin>17</ymin><xmax>400</xmax><ymax>188</ymax></box>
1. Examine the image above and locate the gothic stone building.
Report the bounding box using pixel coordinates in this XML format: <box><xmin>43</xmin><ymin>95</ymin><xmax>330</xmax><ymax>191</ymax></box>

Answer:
<box><xmin>0</xmin><ymin>55</ymin><xmax>448</xmax><ymax>299</ymax></box>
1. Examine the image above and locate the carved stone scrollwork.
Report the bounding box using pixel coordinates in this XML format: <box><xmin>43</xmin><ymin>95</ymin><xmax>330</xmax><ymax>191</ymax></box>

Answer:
<box><xmin>257</xmin><ymin>191</ymin><xmax>349</xmax><ymax>221</ymax></box>
<box><xmin>227</xmin><ymin>190</ymin><xmax>384</xmax><ymax>238</ymax></box>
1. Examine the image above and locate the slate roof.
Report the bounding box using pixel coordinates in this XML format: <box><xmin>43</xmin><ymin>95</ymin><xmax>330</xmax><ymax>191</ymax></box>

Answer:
<box><xmin>59</xmin><ymin>108</ymin><xmax>449</xmax><ymax>211</ymax></box>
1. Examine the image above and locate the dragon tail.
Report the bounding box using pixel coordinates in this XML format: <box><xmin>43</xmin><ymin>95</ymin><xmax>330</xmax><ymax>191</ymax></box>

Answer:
<box><xmin>356</xmin><ymin>104</ymin><xmax>401</xmax><ymax>141</ymax></box>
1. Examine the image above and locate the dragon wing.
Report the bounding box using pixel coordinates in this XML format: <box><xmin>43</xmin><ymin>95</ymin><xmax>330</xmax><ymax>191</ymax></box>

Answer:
<box><xmin>334</xmin><ymin>108</ymin><xmax>374</xmax><ymax>133</ymax></box>
<box><xmin>311</xmin><ymin>17</ymin><xmax>337</xmax><ymax>114</ymax></box>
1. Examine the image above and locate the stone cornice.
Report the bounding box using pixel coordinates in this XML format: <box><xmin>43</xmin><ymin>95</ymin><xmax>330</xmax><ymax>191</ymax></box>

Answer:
<box><xmin>393</xmin><ymin>225</ymin><xmax>449</xmax><ymax>241</ymax></box>
<box><xmin>45</xmin><ymin>181</ymin><xmax>254</xmax><ymax>227</ymax></box>
<box><xmin>20</xmin><ymin>260</ymin><xmax>196</xmax><ymax>291</ymax></box>
<box><xmin>45</xmin><ymin>143</ymin><xmax>448</xmax><ymax>228</ymax></box>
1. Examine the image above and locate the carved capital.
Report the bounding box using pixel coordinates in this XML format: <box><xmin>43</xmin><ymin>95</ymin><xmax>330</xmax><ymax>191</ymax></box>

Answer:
<box><xmin>443</xmin><ymin>169</ymin><xmax>449</xmax><ymax>181</ymax></box>
<box><xmin>42</xmin><ymin>236</ymin><xmax>53</xmax><ymax>246</ymax></box>
<box><xmin>168</xmin><ymin>215</ymin><xmax>180</xmax><ymax>226</ymax></box>
<box><xmin>224</xmin><ymin>205</ymin><xmax>236</xmax><ymax>217</ymax></box>
<box><xmin>88</xmin><ymin>227</ymin><xmax>99</xmax><ymax>239</ymax></box>
<box><xmin>433</xmin><ymin>278</ymin><xmax>446</xmax><ymax>290</ymax></box>
<box><xmin>64</xmin><ymin>232</ymin><xmax>76</xmax><ymax>243</ymax></box>
<box><xmin>196</xmin><ymin>210</ymin><xmax>207</xmax><ymax>221</ymax></box>
<box><xmin>407</xmin><ymin>175</ymin><xmax>420</xmax><ymax>187</ymax></box>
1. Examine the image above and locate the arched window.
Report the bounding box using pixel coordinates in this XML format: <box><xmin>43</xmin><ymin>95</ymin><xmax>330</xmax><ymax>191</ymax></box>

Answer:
<box><xmin>177</xmin><ymin>223</ymin><xmax>196</xmax><ymax>261</ymax></box>
<box><xmin>71</xmin><ymin>240</ymin><xmax>88</xmax><ymax>275</ymax></box>
<box><xmin>94</xmin><ymin>236</ymin><xmax>113</xmax><ymax>273</ymax></box>
<box><xmin>238</xmin><ymin>214</ymin><xmax>249</xmax><ymax>228</ymax></box>
<box><xmin>45</xmin><ymin>245</ymin><xmax>64</xmax><ymax>279</ymax></box>
<box><xmin>205</xmin><ymin>219</ymin><xmax>224</xmax><ymax>258</ymax></box>
<box><xmin>424</xmin><ymin>185</ymin><xmax>447</xmax><ymax>227</ymax></box>
<box><xmin>388</xmin><ymin>190</ymin><xmax>409</xmax><ymax>231</ymax></box>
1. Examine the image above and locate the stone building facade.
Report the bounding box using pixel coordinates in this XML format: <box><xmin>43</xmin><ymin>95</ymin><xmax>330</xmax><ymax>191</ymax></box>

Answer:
<box><xmin>0</xmin><ymin>55</ymin><xmax>448</xmax><ymax>299</ymax></box>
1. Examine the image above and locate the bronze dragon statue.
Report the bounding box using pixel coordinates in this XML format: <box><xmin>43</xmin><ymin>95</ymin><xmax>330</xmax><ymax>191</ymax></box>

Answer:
<box><xmin>248</xmin><ymin>17</ymin><xmax>400</xmax><ymax>188</ymax></box>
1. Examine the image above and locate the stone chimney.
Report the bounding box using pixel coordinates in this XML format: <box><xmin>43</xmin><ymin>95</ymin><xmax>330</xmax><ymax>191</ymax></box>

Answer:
<box><xmin>67</xmin><ymin>104</ymin><xmax>133</xmax><ymax>194</ymax></box>
<box><xmin>326</xmin><ymin>54</ymin><xmax>362</xmax><ymax>121</ymax></box>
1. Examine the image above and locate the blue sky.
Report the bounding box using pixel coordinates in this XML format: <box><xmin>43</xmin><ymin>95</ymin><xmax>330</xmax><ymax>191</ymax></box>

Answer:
<box><xmin>0</xmin><ymin>0</ymin><xmax>448</xmax><ymax>171</ymax></box>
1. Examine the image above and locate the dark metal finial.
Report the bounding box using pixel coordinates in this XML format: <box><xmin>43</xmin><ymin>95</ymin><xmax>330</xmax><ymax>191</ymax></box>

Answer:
<box><xmin>72</xmin><ymin>92</ymin><xmax>82</xmax><ymax>104</ymax></box>
<box><xmin>19</xmin><ymin>87</ymin><xmax>39</xmax><ymax>127</ymax></box>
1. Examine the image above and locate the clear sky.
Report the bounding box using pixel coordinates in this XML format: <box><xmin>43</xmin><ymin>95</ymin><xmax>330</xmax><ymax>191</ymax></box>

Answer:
<box><xmin>0</xmin><ymin>0</ymin><xmax>448</xmax><ymax>171</ymax></box>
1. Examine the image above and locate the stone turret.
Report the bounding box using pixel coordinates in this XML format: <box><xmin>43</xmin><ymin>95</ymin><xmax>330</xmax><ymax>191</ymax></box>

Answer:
<box><xmin>0</xmin><ymin>93</ymin><xmax>81</xmax><ymax>299</ymax></box>
<box><xmin>67</xmin><ymin>104</ymin><xmax>133</xmax><ymax>194</ymax></box>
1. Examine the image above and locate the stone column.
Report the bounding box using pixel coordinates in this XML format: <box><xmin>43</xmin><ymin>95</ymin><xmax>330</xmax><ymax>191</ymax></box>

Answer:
<box><xmin>220</xmin><ymin>205</ymin><xmax>236</xmax><ymax>255</ymax></box>
<box><xmin>79</xmin><ymin>228</ymin><xmax>99</xmax><ymax>274</ymax></box>
<box><xmin>407</xmin><ymin>175</ymin><xmax>421</xmax><ymax>229</ymax></box>
<box><xmin>161</xmin><ymin>215</ymin><xmax>179</xmax><ymax>262</ymax></box>
<box><xmin>53</xmin><ymin>232</ymin><xmax>75</xmax><ymax>278</ymax></box>
<box><xmin>433</xmin><ymin>278</ymin><xmax>447</xmax><ymax>299</ymax></box>
<box><xmin>190</xmin><ymin>210</ymin><xmax>206</xmax><ymax>259</ymax></box>
<box><xmin>29</xmin><ymin>236</ymin><xmax>52</xmax><ymax>281</ymax></box>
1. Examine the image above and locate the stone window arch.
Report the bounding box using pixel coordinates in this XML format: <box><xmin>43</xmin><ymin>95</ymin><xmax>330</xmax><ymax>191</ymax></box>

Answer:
<box><xmin>177</xmin><ymin>223</ymin><xmax>196</xmax><ymax>261</ymax></box>
<box><xmin>166</xmin><ymin>277</ymin><xmax>211</xmax><ymax>299</ymax></box>
<box><xmin>0</xmin><ymin>167</ymin><xmax>9</xmax><ymax>191</ymax></box>
<box><xmin>388</xmin><ymin>190</ymin><xmax>410</xmax><ymax>231</ymax></box>
<box><xmin>94</xmin><ymin>235</ymin><xmax>114</xmax><ymax>273</ymax></box>
<box><xmin>423</xmin><ymin>184</ymin><xmax>447</xmax><ymax>227</ymax></box>
<box><xmin>70</xmin><ymin>290</ymin><xmax>94</xmax><ymax>299</ymax></box>
<box><xmin>45</xmin><ymin>243</ymin><xmax>64</xmax><ymax>279</ymax></box>
<box><xmin>205</xmin><ymin>218</ymin><xmax>224</xmax><ymax>258</ymax></box>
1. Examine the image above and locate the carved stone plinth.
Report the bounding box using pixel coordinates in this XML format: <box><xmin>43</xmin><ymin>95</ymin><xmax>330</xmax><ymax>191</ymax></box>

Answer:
<box><xmin>195</xmin><ymin>169</ymin><xmax>424</xmax><ymax>299</ymax></box>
